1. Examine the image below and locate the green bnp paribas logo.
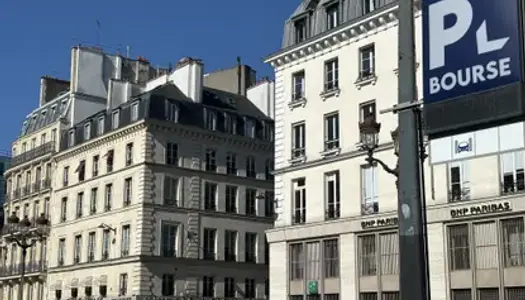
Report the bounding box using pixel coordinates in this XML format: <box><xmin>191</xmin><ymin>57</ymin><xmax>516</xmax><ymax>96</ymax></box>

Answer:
<box><xmin>307</xmin><ymin>281</ymin><xmax>318</xmax><ymax>295</ymax></box>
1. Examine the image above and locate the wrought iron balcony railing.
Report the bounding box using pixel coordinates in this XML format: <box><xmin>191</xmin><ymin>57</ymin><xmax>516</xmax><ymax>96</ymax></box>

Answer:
<box><xmin>0</xmin><ymin>261</ymin><xmax>47</xmax><ymax>277</ymax></box>
<box><xmin>10</xmin><ymin>142</ymin><xmax>56</xmax><ymax>168</ymax></box>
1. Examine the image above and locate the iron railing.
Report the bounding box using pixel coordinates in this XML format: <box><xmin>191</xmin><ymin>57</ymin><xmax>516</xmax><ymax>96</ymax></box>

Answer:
<box><xmin>10</xmin><ymin>142</ymin><xmax>55</xmax><ymax>168</ymax></box>
<box><xmin>6</xmin><ymin>178</ymin><xmax>51</xmax><ymax>201</ymax></box>
<box><xmin>0</xmin><ymin>260</ymin><xmax>47</xmax><ymax>277</ymax></box>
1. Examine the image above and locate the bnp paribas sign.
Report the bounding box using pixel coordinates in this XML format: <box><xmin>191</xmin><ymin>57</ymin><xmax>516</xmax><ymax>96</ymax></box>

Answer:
<box><xmin>422</xmin><ymin>0</ymin><xmax>522</xmax><ymax>103</ymax></box>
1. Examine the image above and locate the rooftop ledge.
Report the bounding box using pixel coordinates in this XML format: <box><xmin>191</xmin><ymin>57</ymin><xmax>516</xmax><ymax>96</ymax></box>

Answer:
<box><xmin>264</xmin><ymin>0</ymin><xmax>422</xmax><ymax>68</ymax></box>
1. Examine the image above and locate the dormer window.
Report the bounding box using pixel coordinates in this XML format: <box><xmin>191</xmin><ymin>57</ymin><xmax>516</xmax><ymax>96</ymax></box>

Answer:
<box><xmin>245</xmin><ymin>118</ymin><xmax>255</xmax><ymax>138</ymax></box>
<box><xmin>165</xmin><ymin>100</ymin><xmax>179</xmax><ymax>123</ymax></box>
<box><xmin>21</xmin><ymin>121</ymin><xmax>28</xmax><ymax>135</ymax></box>
<box><xmin>68</xmin><ymin>130</ymin><xmax>75</xmax><ymax>147</ymax></box>
<box><xmin>326</xmin><ymin>3</ymin><xmax>339</xmax><ymax>30</ymax></box>
<box><xmin>98</xmin><ymin>117</ymin><xmax>105</xmax><ymax>135</ymax></box>
<box><xmin>112</xmin><ymin>110</ymin><xmax>120</xmax><ymax>129</ymax></box>
<box><xmin>224</xmin><ymin>113</ymin><xmax>236</xmax><ymax>134</ymax></box>
<box><xmin>40</xmin><ymin>111</ymin><xmax>47</xmax><ymax>127</ymax></box>
<box><xmin>294</xmin><ymin>18</ymin><xmax>307</xmax><ymax>44</ymax></box>
<box><xmin>362</xmin><ymin>0</ymin><xmax>376</xmax><ymax>14</ymax></box>
<box><xmin>84</xmin><ymin>123</ymin><xmax>91</xmax><ymax>140</ymax></box>
<box><xmin>204</xmin><ymin>109</ymin><xmax>217</xmax><ymax>131</ymax></box>
<box><xmin>131</xmin><ymin>102</ymin><xmax>139</xmax><ymax>122</ymax></box>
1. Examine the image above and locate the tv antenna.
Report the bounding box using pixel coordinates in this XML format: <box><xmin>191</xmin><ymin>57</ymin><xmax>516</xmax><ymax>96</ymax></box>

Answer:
<box><xmin>96</xmin><ymin>19</ymin><xmax>101</xmax><ymax>46</ymax></box>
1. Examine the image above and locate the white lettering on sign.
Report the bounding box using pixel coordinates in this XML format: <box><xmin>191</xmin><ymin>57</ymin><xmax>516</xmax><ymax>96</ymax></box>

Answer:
<box><xmin>427</xmin><ymin>0</ymin><xmax>511</xmax><ymax>92</ymax></box>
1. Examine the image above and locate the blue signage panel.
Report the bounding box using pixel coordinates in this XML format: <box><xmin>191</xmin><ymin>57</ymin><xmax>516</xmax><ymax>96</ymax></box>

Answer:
<box><xmin>422</xmin><ymin>0</ymin><xmax>522</xmax><ymax>103</ymax></box>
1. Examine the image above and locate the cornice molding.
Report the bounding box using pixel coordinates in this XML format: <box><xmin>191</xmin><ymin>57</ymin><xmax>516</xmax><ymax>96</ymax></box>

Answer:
<box><xmin>265</xmin><ymin>1</ymin><xmax>422</xmax><ymax>70</ymax></box>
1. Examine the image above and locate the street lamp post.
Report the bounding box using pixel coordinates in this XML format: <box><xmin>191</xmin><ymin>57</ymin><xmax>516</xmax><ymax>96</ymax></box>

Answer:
<box><xmin>5</xmin><ymin>212</ymin><xmax>50</xmax><ymax>300</ymax></box>
<box><xmin>359</xmin><ymin>114</ymin><xmax>430</xmax><ymax>300</ymax></box>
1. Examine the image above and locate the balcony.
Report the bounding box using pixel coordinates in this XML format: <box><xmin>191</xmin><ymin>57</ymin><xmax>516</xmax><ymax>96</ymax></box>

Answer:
<box><xmin>10</xmin><ymin>142</ymin><xmax>56</xmax><ymax>168</ymax></box>
<box><xmin>96</xmin><ymin>297</ymin><xmax>267</xmax><ymax>300</ymax></box>
<box><xmin>0</xmin><ymin>261</ymin><xmax>47</xmax><ymax>277</ymax></box>
<box><xmin>6</xmin><ymin>178</ymin><xmax>52</xmax><ymax>201</ymax></box>
<box><xmin>1</xmin><ymin>217</ymin><xmax>50</xmax><ymax>235</ymax></box>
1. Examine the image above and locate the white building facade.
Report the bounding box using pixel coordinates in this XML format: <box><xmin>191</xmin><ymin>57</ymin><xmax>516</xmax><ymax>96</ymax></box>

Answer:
<box><xmin>2</xmin><ymin>46</ymin><xmax>275</xmax><ymax>300</ymax></box>
<box><xmin>265</xmin><ymin>1</ymin><xmax>525</xmax><ymax>300</ymax></box>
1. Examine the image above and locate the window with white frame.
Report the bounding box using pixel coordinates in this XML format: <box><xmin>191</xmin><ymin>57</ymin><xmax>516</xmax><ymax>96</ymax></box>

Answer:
<box><xmin>161</xmin><ymin>222</ymin><xmax>178</xmax><ymax>257</ymax></box>
<box><xmin>92</xmin><ymin>155</ymin><xmax>99</xmax><ymax>177</ymax></box>
<box><xmin>68</xmin><ymin>130</ymin><xmax>75</xmax><ymax>147</ymax></box>
<box><xmin>105</xmin><ymin>183</ymin><xmax>112</xmax><ymax>211</ymax></box>
<box><xmin>359</xmin><ymin>44</ymin><xmax>375</xmax><ymax>78</ymax></box>
<box><xmin>448</xmin><ymin>224</ymin><xmax>470</xmax><ymax>270</ymax></box>
<box><xmin>203</xmin><ymin>228</ymin><xmax>217</xmax><ymax>260</ymax></box>
<box><xmin>245</xmin><ymin>118</ymin><xmax>255</xmax><ymax>138</ymax></box>
<box><xmin>204</xmin><ymin>182</ymin><xmax>217</xmax><ymax>210</ymax></box>
<box><xmin>245</xmin><ymin>188</ymin><xmax>257</xmax><ymax>216</ymax></box>
<box><xmin>361</xmin><ymin>164</ymin><xmax>378</xmax><ymax>214</ymax></box>
<box><xmin>501</xmin><ymin>217</ymin><xmax>525</xmax><ymax>268</ymax></box>
<box><xmin>131</xmin><ymin>102</ymin><xmax>139</xmax><ymax>121</ymax></box>
<box><xmin>290</xmin><ymin>243</ymin><xmax>304</xmax><ymax>280</ymax></box>
<box><xmin>360</xmin><ymin>101</ymin><xmax>376</xmax><ymax>123</ymax></box>
<box><xmin>246</xmin><ymin>156</ymin><xmax>256</xmax><ymax>178</ymax></box>
<box><xmin>226</xmin><ymin>152</ymin><xmax>237</xmax><ymax>175</ymax></box>
<box><xmin>326</xmin><ymin>3</ymin><xmax>339</xmax><ymax>30</ymax></box>
<box><xmin>84</xmin><ymin>123</ymin><xmax>91</xmax><ymax>140</ymax></box>
<box><xmin>58</xmin><ymin>238</ymin><xmax>66</xmax><ymax>265</ymax></box>
<box><xmin>292</xmin><ymin>178</ymin><xmax>306</xmax><ymax>225</ymax></box>
<box><xmin>119</xmin><ymin>273</ymin><xmax>128</xmax><ymax>296</ymax></box>
<box><xmin>97</xmin><ymin>117</ymin><xmax>105</xmax><ymax>135</ymax></box>
<box><xmin>449</xmin><ymin>161</ymin><xmax>470</xmax><ymax>202</ymax></box>
<box><xmin>225</xmin><ymin>185</ymin><xmax>237</xmax><ymax>213</ymax></box>
<box><xmin>500</xmin><ymin>150</ymin><xmax>525</xmax><ymax>194</ymax></box>
<box><xmin>74</xmin><ymin>235</ymin><xmax>82</xmax><ymax>263</ymax></box>
<box><xmin>324</xmin><ymin>58</ymin><xmax>339</xmax><ymax>91</ymax></box>
<box><xmin>292</xmin><ymin>122</ymin><xmax>306</xmax><ymax>159</ymax></box>
<box><xmin>205</xmin><ymin>109</ymin><xmax>217</xmax><ymax>130</ymax></box>
<box><xmin>125</xmin><ymin>143</ymin><xmax>133</xmax><ymax>166</ymax></box>
<box><xmin>41</xmin><ymin>133</ymin><xmax>46</xmax><ymax>145</ymax></box>
<box><xmin>90</xmin><ymin>188</ymin><xmax>97</xmax><ymax>214</ymax></box>
<box><xmin>166</xmin><ymin>143</ymin><xmax>178</xmax><ymax>166</ymax></box>
<box><xmin>162</xmin><ymin>274</ymin><xmax>175</xmax><ymax>296</ymax></box>
<box><xmin>106</xmin><ymin>150</ymin><xmax>114</xmax><ymax>173</ymax></box>
<box><xmin>224</xmin><ymin>113</ymin><xmax>236</xmax><ymax>134</ymax></box>
<box><xmin>362</xmin><ymin>0</ymin><xmax>376</xmax><ymax>14</ymax></box>
<box><xmin>88</xmin><ymin>232</ymin><xmax>96</xmax><ymax>262</ymax></box>
<box><xmin>165</xmin><ymin>100</ymin><xmax>178</xmax><ymax>123</ymax></box>
<box><xmin>294</xmin><ymin>18</ymin><xmax>307</xmax><ymax>43</ymax></box>
<box><xmin>474</xmin><ymin>222</ymin><xmax>498</xmax><ymax>270</ymax></box>
<box><xmin>164</xmin><ymin>176</ymin><xmax>179</xmax><ymax>206</ymax></box>
<box><xmin>63</xmin><ymin>166</ymin><xmax>69</xmax><ymax>187</ymax></box>
<box><xmin>124</xmin><ymin>177</ymin><xmax>132</xmax><ymax>206</ymax></box>
<box><xmin>245</xmin><ymin>232</ymin><xmax>258</xmax><ymax>263</ymax></box>
<box><xmin>205</xmin><ymin>148</ymin><xmax>217</xmax><ymax>172</ymax></box>
<box><xmin>121</xmin><ymin>225</ymin><xmax>130</xmax><ymax>256</ymax></box>
<box><xmin>76</xmin><ymin>192</ymin><xmax>83</xmax><ymax>218</ymax></box>
<box><xmin>224</xmin><ymin>230</ymin><xmax>237</xmax><ymax>261</ymax></box>
<box><xmin>102</xmin><ymin>229</ymin><xmax>110</xmax><ymax>259</ymax></box>
<box><xmin>112</xmin><ymin>110</ymin><xmax>120</xmax><ymax>129</ymax></box>
<box><xmin>292</xmin><ymin>71</ymin><xmax>305</xmax><ymax>101</ymax></box>
<box><xmin>325</xmin><ymin>171</ymin><xmax>340</xmax><ymax>219</ymax></box>
<box><xmin>324</xmin><ymin>113</ymin><xmax>340</xmax><ymax>150</ymax></box>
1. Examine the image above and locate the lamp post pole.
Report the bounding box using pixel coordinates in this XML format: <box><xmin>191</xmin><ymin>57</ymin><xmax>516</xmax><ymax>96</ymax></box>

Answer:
<box><xmin>397</xmin><ymin>0</ymin><xmax>429</xmax><ymax>297</ymax></box>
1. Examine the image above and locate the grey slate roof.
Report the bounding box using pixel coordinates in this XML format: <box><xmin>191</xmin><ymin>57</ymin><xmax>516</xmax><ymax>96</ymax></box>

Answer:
<box><xmin>20</xmin><ymin>92</ymin><xmax>71</xmax><ymax>137</ymax></box>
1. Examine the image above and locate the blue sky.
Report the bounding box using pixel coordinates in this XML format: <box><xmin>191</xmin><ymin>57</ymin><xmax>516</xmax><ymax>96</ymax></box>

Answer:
<box><xmin>0</xmin><ymin>0</ymin><xmax>298</xmax><ymax>152</ymax></box>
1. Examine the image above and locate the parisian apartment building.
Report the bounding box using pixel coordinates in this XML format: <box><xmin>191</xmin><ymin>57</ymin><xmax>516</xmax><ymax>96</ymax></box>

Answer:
<box><xmin>264</xmin><ymin>1</ymin><xmax>525</xmax><ymax>300</ymax></box>
<box><xmin>0</xmin><ymin>46</ymin><xmax>275</xmax><ymax>300</ymax></box>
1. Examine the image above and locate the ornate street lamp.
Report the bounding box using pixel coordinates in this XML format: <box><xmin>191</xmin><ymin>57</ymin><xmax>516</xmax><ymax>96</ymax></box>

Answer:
<box><xmin>5</xmin><ymin>212</ymin><xmax>49</xmax><ymax>300</ymax></box>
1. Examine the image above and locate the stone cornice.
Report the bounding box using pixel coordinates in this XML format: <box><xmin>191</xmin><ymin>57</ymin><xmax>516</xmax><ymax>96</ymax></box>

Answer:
<box><xmin>264</xmin><ymin>1</ymin><xmax>422</xmax><ymax>69</ymax></box>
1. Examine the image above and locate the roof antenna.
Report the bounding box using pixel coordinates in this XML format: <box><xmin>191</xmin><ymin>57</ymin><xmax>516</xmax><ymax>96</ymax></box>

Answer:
<box><xmin>126</xmin><ymin>46</ymin><xmax>131</xmax><ymax>58</ymax></box>
<box><xmin>237</xmin><ymin>56</ymin><xmax>242</xmax><ymax>95</ymax></box>
<box><xmin>96</xmin><ymin>19</ymin><xmax>101</xmax><ymax>47</ymax></box>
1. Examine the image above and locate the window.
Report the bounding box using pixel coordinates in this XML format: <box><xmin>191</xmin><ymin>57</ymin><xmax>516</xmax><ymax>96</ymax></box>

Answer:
<box><xmin>161</xmin><ymin>223</ymin><xmax>178</xmax><ymax>257</ymax></box>
<box><xmin>88</xmin><ymin>232</ymin><xmax>96</xmax><ymax>262</ymax></box>
<box><xmin>265</xmin><ymin>159</ymin><xmax>274</xmax><ymax>180</ymax></box>
<box><xmin>166</xmin><ymin>143</ymin><xmax>178</xmax><ymax>166</ymax></box>
<box><xmin>76</xmin><ymin>192</ymin><xmax>83</xmax><ymax>218</ymax></box>
<box><xmin>58</xmin><ymin>238</ymin><xmax>65</xmax><ymax>266</ymax></box>
<box><xmin>121</xmin><ymin>225</ymin><xmax>130</xmax><ymax>256</ymax></box>
<box><xmin>324</xmin><ymin>239</ymin><xmax>339</xmax><ymax>277</ymax></box>
<box><xmin>324</xmin><ymin>113</ymin><xmax>340</xmax><ymax>150</ymax></box>
<box><xmin>501</xmin><ymin>218</ymin><xmax>525</xmax><ymax>267</ymax></box>
<box><xmin>105</xmin><ymin>184</ymin><xmax>112</xmax><ymax>211</ymax></box>
<box><xmin>361</xmin><ymin>165</ymin><xmax>379</xmax><ymax>214</ymax></box>
<box><xmin>41</xmin><ymin>133</ymin><xmax>46</xmax><ymax>145</ymax></box>
<box><xmin>165</xmin><ymin>101</ymin><xmax>178</xmax><ymax>122</ymax></box>
<box><xmin>68</xmin><ymin>130</ymin><xmax>75</xmax><ymax>147</ymax></box>
<box><xmin>203</xmin><ymin>228</ymin><xmax>217</xmax><ymax>260</ymax></box>
<box><xmin>449</xmin><ymin>161</ymin><xmax>470</xmax><ymax>202</ymax></box>
<box><xmin>131</xmin><ymin>102</ymin><xmax>139</xmax><ymax>121</ymax></box>
<box><xmin>63</xmin><ymin>166</ymin><xmax>69</xmax><ymax>187</ymax></box>
<box><xmin>293</xmin><ymin>178</ymin><xmax>306</xmax><ymax>224</ymax></box>
<box><xmin>225</xmin><ymin>185</ymin><xmax>238</xmax><ymax>213</ymax></box>
<box><xmin>226</xmin><ymin>152</ymin><xmax>237</xmax><ymax>175</ymax></box>
<box><xmin>90</xmin><ymin>188</ymin><xmax>97</xmax><ymax>214</ymax></box>
<box><xmin>306</xmin><ymin>242</ymin><xmax>321</xmax><ymax>280</ymax></box>
<box><xmin>224</xmin><ymin>230</ymin><xmax>237</xmax><ymax>261</ymax></box>
<box><xmin>202</xmin><ymin>276</ymin><xmax>215</xmax><ymax>297</ymax></box>
<box><xmin>477</xmin><ymin>288</ymin><xmax>498</xmax><ymax>300</ymax></box>
<box><xmin>112</xmin><ymin>110</ymin><xmax>120</xmax><ymax>129</ymax></box>
<box><xmin>93</xmin><ymin>155</ymin><xmax>99</xmax><ymax>177</ymax></box>
<box><xmin>380</xmin><ymin>233</ymin><xmax>399</xmax><ymax>275</ymax></box>
<box><xmin>360</xmin><ymin>45</ymin><xmax>375</xmax><ymax>78</ymax></box>
<box><xmin>84</xmin><ymin>123</ymin><xmax>91</xmax><ymax>139</ymax></box>
<box><xmin>292</xmin><ymin>123</ymin><xmax>306</xmax><ymax>159</ymax></box>
<box><xmin>97</xmin><ymin>117</ymin><xmax>105</xmax><ymax>135</ymax></box>
<box><xmin>74</xmin><ymin>235</ymin><xmax>82</xmax><ymax>263</ymax></box>
<box><xmin>164</xmin><ymin>176</ymin><xmax>179</xmax><ymax>206</ymax></box>
<box><xmin>246</xmin><ymin>156</ymin><xmax>256</xmax><ymax>178</ymax></box>
<box><xmin>204</xmin><ymin>182</ymin><xmax>217</xmax><ymax>210</ymax></box>
<box><xmin>77</xmin><ymin>160</ymin><xmax>85</xmax><ymax>182</ymax></box>
<box><xmin>245</xmin><ymin>232</ymin><xmax>257</xmax><ymax>263</ymax></box>
<box><xmin>205</xmin><ymin>149</ymin><xmax>217</xmax><ymax>171</ymax></box>
<box><xmin>290</xmin><ymin>244</ymin><xmax>304</xmax><ymax>280</ymax></box>
<box><xmin>360</xmin><ymin>101</ymin><xmax>376</xmax><ymax>123</ymax></box>
<box><xmin>362</xmin><ymin>0</ymin><xmax>375</xmax><ymax>14</ymax></box>
<box><xmin>264</xmin><ymin>191</ymin><xmax>275</xmax><ymax>218</ymax></box>
<box><xmin>448</xmin><ymin>224</ymin><xmax>470</xmax><ymax>270</ymax></box>
<box><xmin>324</xmin><ymin>59</ymin><xmax>339</xmax><ymax>91</ymax></box>
<box><xmin>451</xmin><ymin>289</ymin><xmax>471</xmax><ymax>300</ymax></box>
<box><xmin>119</xmin><ymin>273</ymin><xmax>128</xmax><ymax>296</ymax></box>
<box><xmin>162</xmin><ymin>274</ymin><xmax>175</xmax><ymax>296</ymax></box>
<box><xmin>294</xmin><ymin>18</ymin><xmax>307</xmax><ymax>43</ymax></box>
<box><xmin>474</xmin><ymin>222</ymin><xmax>498</xmax><ymax>269</ymax></box>
<box><xmin>359</xmin><ymin>235</ymin><xmax>377</xmax><ymax>276</ymax></box>
<box><xmin>245</xmin><ymin>188</ymin><xmax>257</xmax><ymax>216</ymax></box>
<box><xmin>124</xmin><ymin>177</ymin><xmax>132</xmax><ymax>206</ymax></box>
<box><xmin>60</xmin><ymin>197</ymin><xmax>67</xmax><ymax>222</ymax></box>
<box><xmin>106</xmin><ymin>150</ymin><xmax>114</xmax><ymax>173</ymax></box>
<box><xmin>292</xmin><ymin>71</ymin><xmax>305</xmax><ymax>101</ymax></box>
<box><xmin>205</xmin><ymin>109</ymin><xmax>217</xmax><ymax>130</ymax></box>
<box><xmin>325</xmin><ymin>171</ymin><xmax>340</xmax><ymax>219</ymax></box>
<box><xmin>245</xmin><ymin>118</ymin><xmax>255</xmax><ymax>138</ymax></box>
<box><xmin>224</xmin><ymin>114</ymin><xmax>236</xmax><ymax>134</ymax></box>
<box><xmin>224</xmin><ymin>277</ymin><xmax>236</xmax><ymax>298</ymax></box>
<box><xmin>51</xmin><ymin>128</ymin><xmax>57</xmax><ymax>143</ymax></box>
<box><xmin>326</xmin><ymin>3</ymin><xmax>339</xmax><ymax>29</ymax></box>
<box><xmin>102</xmin><ymin>229</ymin><xmax>110</xmax><ymax>260</ymax></box>
<box><xmin>125</xmin><ymin>143</ymin><xmax>133</xmax><ymax>166</ymax></box>
<box><xmin>245</xmin><ymin>279</ymin><xmax>256</xmax><ymax>298</ymax></box>
<box><xmin>500</xmin><ymin>151</ymin><xmax>525</xmax><ymax>194</ymax></box>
